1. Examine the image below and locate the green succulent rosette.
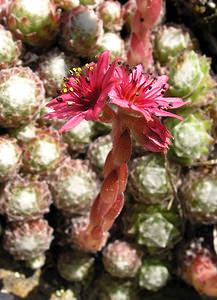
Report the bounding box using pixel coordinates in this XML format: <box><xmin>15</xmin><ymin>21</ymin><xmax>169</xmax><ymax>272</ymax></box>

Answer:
<box><xmin>0</xmin><ymin>67</ymin><xmax>45</xmax><ymax>128</ymax></box>
<box><xmin>0</xmin><ymin>135</ymin><xmax>22</xmax><ymax>181</ymax></box>
<box><xmin>128</xmin><ymin>154</ymin><xmax>178</xmax><ymax>207</ymax></box>
<box><xmin>0</xmin><ymin>25</ymin><xmax>22</xmax><ymax>69</ymax></box>
<box><xmin>168</xmin><ymin>50</ymin><xmax>215</xmax><ymax>106</ymax></box>
<box><xmin>63</xmin><ymin>120</ymin><xmax>95</xmax><ymax>154</ymax></box>
<box><xmin>0</xmin><ymin>176</ymin><xmax>52</xmax><ymax>221</ymax></box>
<box><xmin>7</xmin><ymin>0</ymin><xmax>60</xmax><ymax>47</ymax></box>
<box><xmin>180</xmin><ymin>172</ymin><xmax>217</xmax><ymax>224</ymax></box>
<box><xmin>49</xmin><ymin>158</ymin><xmax>99</xmax><ymax>215</ymax></box>
<box><xmin>138</xmin><ymin>258</ymin><xmax>170</xmax><ymax>292</ymax></box>
<box><xmin>49</xmin><ymin>289</ymin><xmax>78</xmax><ymax>300</ymax></box>
<box><xmin>57</xmin><ymin>251</ymin><xmax>94</xmax><ymax>283</ymax></box>
<box><xmin>60</xmin><ymin>6</ymin><xmax>103</xmax><ymax>58</ymax></box>
<box><xmin>96</xmin><ymin>274</ymin><xmax>139</xmax><ymax>300</ymax></box>
<box><xmin>166</xmin><ymin>112</ymin><xmax>213</xmax><ymax>165</ymax></box>
<box><xmin>125</xmin><ymin>204</ymin><xmax>181</xmax><ymax>253</ymax></box>
<box><xmin>22</xmin><ymin>130</ymin><xmax>66</xmax><ymax>175</ymax></box>
<box><xmin>87</xmin><ymin>134</ymin><xmax>112</xmax><ymax>176</ymax></box>
<box><xmin>3</xmin><ymin>219</ymin><xmax>53</xmax><ymax>260</ymax></box>
<box><xmin>154</xmin><ymin>25</ymin><xmax>192</xmax><ymax>64</ymax></box>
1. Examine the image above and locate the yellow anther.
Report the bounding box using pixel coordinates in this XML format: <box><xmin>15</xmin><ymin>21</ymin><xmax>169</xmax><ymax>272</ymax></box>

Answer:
<box><xmin>77</xmin><ymin>67</ymin><xmax>82</xmax><ymax>72</ymax></box>
<box><xmin>89</xmin><ymin>66</ymin><xmax>94</xmax><ymax>71</ymax></box>
<box><xmin>73</xmin><ymin>67</ymin><xmax>77</xmax><ymax>71</ymax></box>
<box><xmin>85</xmin><ymin>63</ymin><xmax>89</xmax><ymax>68</ymax></box>
<box><xmin>69</xmin><ymin>69</ymin><xmax>73</xmax><ymax>74</ymax></box>
<box><xmin>75</xmin><ymin>73</ymin><xmax>80</xmax><ymax>77</ymax></box>
<box><xmin>69</xmin><ymin>87</ymin><xmax>74</xmax><ymax>92</ymax></box>
<box><xmin>63</xmin><ymin>88</ymin><xmax>67</xmax><ymax>93</ymax></box>
<box><xmin>63</xmin><ymin>83</ymin><xmax>67</xmax><ymax>88</ymax></box>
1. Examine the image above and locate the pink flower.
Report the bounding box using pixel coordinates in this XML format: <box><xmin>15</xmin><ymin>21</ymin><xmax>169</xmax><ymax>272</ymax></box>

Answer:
<box><xmin>45</xmin><ymin>51</ymin><xmax>117</xmax><ymax>133</ymax></box>
<box><xmin>132</xmin><ymin>117</ymin><xmax>171</xmax><ymax>152</ymax></box>
<box><xmin>109</xmin><ymin>64</ymin><xmax>185</xmax><ymax>120</ymax></box>
<box><xmin>108</xmin><ymin>64</ymin><xmax>185</xmax><ymax>152</ymax></box>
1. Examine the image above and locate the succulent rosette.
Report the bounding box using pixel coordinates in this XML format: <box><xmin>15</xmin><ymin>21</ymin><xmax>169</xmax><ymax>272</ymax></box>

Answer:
<box><xmin>180</xmin><ymin>171</ymin><xmax>217</xmax><ymax>224</ymax></box>
<box><xmin>0</xmin><ymin>176</ymin><xmax>52</xmax><ymax>221</ymax></box>
<box><xmin>125</xmin><ymin>204</ymin><xmax>181</xmax><ymax>252</ymax></box>
<box><xmin>0</xmin><ymin>24</ymin><xmax>22</xmax><ymax>69</ymax></box>
<box><xmin>22</xmin><ymin>129</ymin><xmax>67</xmax><ymax>175</ymax></box>
<box><xmin>138</xmin><ymin>259</ymin><xmax>170</xmax><ymax>292</ymax></box>
<box><xmin>96</xmin><ymin>32</ymin><xmax>125</xmax><ymax>60</ymax></box>
<box><xmin>7</xmin><ymin>0</ymin><xmax>61</xmax><ymax>47</ymax></box>
<box><xmin>154</xmin><ymin>25</ymin><xmax>192</xmax><ymax>64</ymax></box>
<box><xmin>50</xmin><ymin>289</ymin><xmax>78</xmax><ymax>300</ymax></box>
<box><xmin>60</xmin><ymin>6</ymin><xmax>103</xmax><ymax>57</ymax></box>
<box><xmin>179</xmin><ymin>239</ymin><xmax>217</xmax><ymax>297</ymax></box>
<box><xmin>168</xmin><ymin>50</ymin><xmax>215</xmax><ymax>106</ymax></box>
<box><xmin>166</xmin><ymin>112</ymin><xmax>213</xmax><ymax>165</ymax></box>
<box><xmin>36</xmin><ymin>49</ymin><xmax>80</xmax><ymax>97</ymax></box>
<box><xmin>87</xmin><ymin>134</ymin><xmax>112</xmax><ymax>175</ymax></box>
<box><xmin>0</xmin><ymin>135</ymin><xmax>22</xmax><ymax>181</ymax></box>
<box><xmin>10</xmin><ymin>122</ymin><xmax>38</xmax><ymax>143</ymax></box>
<box><xmin>3</xmin><ymin>219</ymin><xmax>53</xmax><ymax>260</ymax></box>
<box><xmin>54</xmin><ymin>0</ymin><xmax>79</xmax><ymax>11</ymax></box>
<box><xmin>102</xmin><ymin>240</ymin><xmax>141</xmax><ymax>278</ymax></box>
<box><xmin>48</xmin><ymin>158</ymin><xmax>99</xmax><ymax>215</ymax></box>
<box><xmin>98</xmin><ymin>0</ymin><xmax>123</xmax><ymax>32</ymax></box>
<box><xmin>128</xmin><ymin>153</ymin><xmax>178</xmax><ymax>206</ymax></box>
<box><xmin>57</xmin><ymin>251</ymin><xmax>94</xmax><ymax>282</ymax></box>
<box><xmin>96</xmin><ymin>274</ymin><xmax>139</xmax><ymax>300</ymax></box>
<box><xmin>62</xmin><ymin>120</ymin><xmax>95</xmax><ymax>154</ymax></box>
<box><xmin>0</xmin><ymin>66</ymin><xmax>45</xmax><ymax>127</ymax></box>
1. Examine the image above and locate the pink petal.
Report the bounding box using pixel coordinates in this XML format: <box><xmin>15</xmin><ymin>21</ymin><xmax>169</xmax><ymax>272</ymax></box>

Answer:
<box><xmin>153</xmin><ymin>109</ymin><xmax>184</xmax><ymax>120</ymax></box>
<box><xmin>59</xmin><ymin>113</ymin><xmax>85</xmax><ymax>133</ymax></box>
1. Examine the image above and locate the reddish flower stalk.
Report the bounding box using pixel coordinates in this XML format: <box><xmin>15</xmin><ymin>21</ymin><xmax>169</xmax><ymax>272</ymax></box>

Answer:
<box><xmin>45</xmin><ymin>51</ymin><xmax>184</xmax><ymax>252</ymax></box>
<box><xmin>75</xmin><ymin>113</ymin><xmax>132</xmax><ymax>252</ymax></box>
<box><xmin>127</xmin><ymin>0</ymin><xmax>163</xmax><ymax>69</ymax></box>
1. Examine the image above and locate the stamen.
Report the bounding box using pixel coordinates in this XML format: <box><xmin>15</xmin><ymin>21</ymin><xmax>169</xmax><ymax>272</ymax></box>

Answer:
<box><xmin>56</xmin><ymin>97</ymin><xmax>63</xmax><ymax>102</ymax></box>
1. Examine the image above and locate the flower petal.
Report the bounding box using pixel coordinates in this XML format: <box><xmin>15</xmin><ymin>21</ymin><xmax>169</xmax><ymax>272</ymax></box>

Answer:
<box><xmin>59</xmin><ymin>113</ymin><xmax>85</xmax><ymax>133</ymax></box>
